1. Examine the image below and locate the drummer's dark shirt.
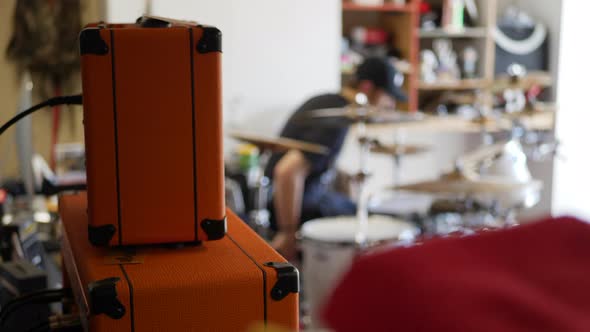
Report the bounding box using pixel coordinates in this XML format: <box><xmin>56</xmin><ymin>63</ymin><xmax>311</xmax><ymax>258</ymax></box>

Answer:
<box><xmin>266</xmin><ymin>94</ymin><xmax>349</xmax><ymax>183</ymax></box>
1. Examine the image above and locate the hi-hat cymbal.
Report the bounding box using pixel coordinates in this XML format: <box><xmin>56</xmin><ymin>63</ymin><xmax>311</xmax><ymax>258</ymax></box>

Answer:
<box><xmin>229</xmin><ymin>131</ymin><xmax>329</xmax><ymax>155</ymax></box>
<box><xmin>392</xmin><ymin>171</ymin><xmax>543</xmax><ymax>195</ymax></box>
<box><xmin>301</xmin><ymin>106</ymin><xmax>426</xmax><ymax>125</ymax></box>
<box><xmin>493</xmin><ymin>71</ymin><xmax>553</xmax><ymax>91</ymax></box>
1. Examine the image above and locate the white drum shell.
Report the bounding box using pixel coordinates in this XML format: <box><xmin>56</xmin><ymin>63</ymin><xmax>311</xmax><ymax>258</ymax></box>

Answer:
<box><xmin>300</xmin><ymin>216</ymin><xmax>417</xmax><ymax>329</ymax></box>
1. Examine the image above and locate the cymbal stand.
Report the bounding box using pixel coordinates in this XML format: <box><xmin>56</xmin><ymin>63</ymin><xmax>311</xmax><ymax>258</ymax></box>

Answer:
<box><xmin>248</xmin><ymin>149</ymin><xmax>272</xmax><ymax>240</ymax></box>
<box><xmin>355</xmin><ymin>112</ymin><xmax>372</xmax><ymax>247</ymax></box>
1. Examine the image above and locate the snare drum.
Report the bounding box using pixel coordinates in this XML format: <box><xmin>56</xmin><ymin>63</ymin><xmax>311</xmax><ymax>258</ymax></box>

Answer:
<box><xmin>300</xmin><ymin>215</ymin><xmax>418</xmax><ymax>329</ymax></box>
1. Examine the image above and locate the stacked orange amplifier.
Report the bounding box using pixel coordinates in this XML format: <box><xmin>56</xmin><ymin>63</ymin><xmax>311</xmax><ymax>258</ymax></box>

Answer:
<box><xmin>60</xmin><ymin>16</ymin><xmax>299</xmax><ymax>331</ymax></box>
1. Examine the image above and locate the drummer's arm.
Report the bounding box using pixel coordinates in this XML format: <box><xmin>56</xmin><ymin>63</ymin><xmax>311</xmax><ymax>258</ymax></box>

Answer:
<box><xmin>273</xmin><ymin>150</ymin><xmax>311</xmax><ymax>235</ymax></box>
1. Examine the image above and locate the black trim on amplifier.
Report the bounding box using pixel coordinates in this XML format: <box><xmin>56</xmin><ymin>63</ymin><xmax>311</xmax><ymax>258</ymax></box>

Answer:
<box><xmin>119</xmin><ymin>265</ymin><xmax>135</xmax><ymax>332</ymax></box>
<box><xmin>88</xmin><ymin>225</ymin><xmax>116</xmax><ymax>246</ymax></box>
<box><xmin>110</xmin><ymin>30</ymin><xmax>123</xmax><ymax>246</ymax></box>
<box><xmin>189</xmin><ymin>28</ymin><xmax>199</xmax><ymax>242</ymax></box>
<box><xmin>79</xmin><ymin>28</ymin><xmax>109</xmax><ymax>55</ymax></box>
<box><xmin>88</xmin><ymin>277</ymin><xmax>126</xmax><ymax>319</ymax></box>
<box><xmin>201</xmin><ymin>217</ymin><xmax>227</xmax><ymax>240</ymax></box>
<box><xmin>227</xmin><ymin>234</ymin><xmax>267</xmax><ymax>325</ymax></box>
<box><xmin>264</xmin><ymin>262</ymin><xmax>300</xmax><ymax>301</ymax></box>
<box><xmin>196</xmin><ymin>26</ymin><xmax>222</xmax><ymax>53</ymax></box>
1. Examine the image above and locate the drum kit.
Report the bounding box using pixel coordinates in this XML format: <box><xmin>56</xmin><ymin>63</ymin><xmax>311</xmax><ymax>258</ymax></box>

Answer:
<box><xmin>229</xmin><ymin>70</ymin><xmax>555</xmax><ymax>329</ymax></box>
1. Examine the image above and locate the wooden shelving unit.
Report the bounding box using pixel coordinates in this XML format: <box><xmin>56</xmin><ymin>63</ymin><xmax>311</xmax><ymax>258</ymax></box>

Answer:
<box><xmin>419</xmin><ymin>27</ymin><xmax>488</xmax><ymax>39</ymax></box>
<box><xmin>342</xmin><ymin>0</ymin><xmax>497</xmax><ymax>112</ymax></box>
<box><xmin>418</xmin><ymin>78</ymin><xmax>491</xmax><ymax>90</ymax></box>
<box><xmin>341</xmin><ymin>0</ymin><xmax>421</xmax><ymax>112</ymax></box>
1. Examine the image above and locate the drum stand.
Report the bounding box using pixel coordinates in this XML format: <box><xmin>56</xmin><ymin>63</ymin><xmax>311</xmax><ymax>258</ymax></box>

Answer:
<box><xmin>355</xmin><ymin>120</ymin><xmax>372</xmax><ymax>247</ymax></box>
<box><xmin>248</xmin><ymin>150</ymin><xmax>272</xmax><ymax>240</ymax></box>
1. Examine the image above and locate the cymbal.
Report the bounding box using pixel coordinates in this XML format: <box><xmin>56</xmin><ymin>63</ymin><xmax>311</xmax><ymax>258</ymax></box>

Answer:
<box><xmin>229</xmin><ymin>131</ymin><xmax>329</xmax><ymax>155</ymax></box>
<box><xmin>303</xmin><ymin>106</ymin><xmax>426</xmax><ymax>125</ymax></box>
<box><xmin>368</xmin><ymin>140</ymin><xmax>430</xmax><ymax>156</ymax></box>
<box><xmin>392</xmin><ymin>171</ymin><xmax>543</xmax><ymax>195</ymax></box>
<box><xmin>493</xmin><ymin>71</ymin><xmax>553</xmax><ymax>91</ymax></box>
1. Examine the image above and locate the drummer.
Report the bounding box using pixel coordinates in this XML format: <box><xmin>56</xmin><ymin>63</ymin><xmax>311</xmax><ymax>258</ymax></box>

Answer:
<box><xmin>267</xmin><ymin>57</ymin><xmax>408</xmax><ymax>259</ymax></box>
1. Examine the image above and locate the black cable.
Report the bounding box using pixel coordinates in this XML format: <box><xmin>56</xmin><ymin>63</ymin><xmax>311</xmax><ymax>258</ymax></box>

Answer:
<box><xmin>0</xmin><ymin>95</ymin><xmax>83</xmax><ymax>137</ymax></box>
<box><xmin>25</xmin><ymin>314</ymin><xmax>80</xmax><ymax>332</ymax></box>
<box><xmin>1</xmin><ymin>289</ymin><xmax>64</xmax><ymax>312</ymax></box>
<box><xmin>0</xmin><ymin>289</ymin><xmax>68</xmax><ymax>327</ymax></box>
<box><xmin>27</xmin><ymin>320</ymin><xmax>50</xmax><ymax>332</ymax></box>
<box><xmin>0</xmin><ymin>293</ymin><xmax>64</xmax><ymax>327</ymax></box>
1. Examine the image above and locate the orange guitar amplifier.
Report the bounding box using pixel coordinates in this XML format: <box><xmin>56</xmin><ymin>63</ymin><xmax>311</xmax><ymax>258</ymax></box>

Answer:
<box><xmin>80</xmin><ymin>16</ymin><xmax>225</xmax><ymax>246</ymax></box>
<box><xmin>60</xmin><ymin>192</ymin><xmax>299</xmax><ymax>331</ymax></box>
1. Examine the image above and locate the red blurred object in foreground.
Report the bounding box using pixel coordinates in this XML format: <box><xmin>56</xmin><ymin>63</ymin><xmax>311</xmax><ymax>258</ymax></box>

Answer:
<box><xmin>322</xmin><ymin>217</ymin><xmax>590</xmax><ymax>332</ymax></box>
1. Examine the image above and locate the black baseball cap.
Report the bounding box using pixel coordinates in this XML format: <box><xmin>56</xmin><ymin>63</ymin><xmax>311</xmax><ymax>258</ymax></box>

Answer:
<box><xmin>356</xmin><ymin>57</ymin><xmax>408</xmax><ymax>102</ymax></box>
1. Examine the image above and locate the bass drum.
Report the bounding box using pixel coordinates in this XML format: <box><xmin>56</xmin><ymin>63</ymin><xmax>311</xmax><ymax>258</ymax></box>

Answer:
<box><xmin>300</xmin><ymin>215</ymin><xmax>418</xmax><ymax>329</ymax></box>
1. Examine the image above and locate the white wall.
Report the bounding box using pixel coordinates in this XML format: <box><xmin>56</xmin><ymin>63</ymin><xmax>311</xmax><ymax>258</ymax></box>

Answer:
<box><xmin>107</xmin><ymin>0</ymin><xmax>342</xmax><ymax>148</ymax></box>
<box><xmin>105</xmin><ymin>0</ymin><xmax>145</xmax><ymax>22</ymax></box>
<box><xmin>552</xmin><ymin>1</ymin><xmax>590</xmax><ymax>220</ymax></box>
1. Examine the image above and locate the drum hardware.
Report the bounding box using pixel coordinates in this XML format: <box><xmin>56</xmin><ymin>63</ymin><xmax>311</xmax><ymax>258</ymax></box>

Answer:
<box><xmin>354</xmin><ymin>111</ymin><xmax>372</xmax><ymax>246</ymax></box>
<box><xmin>325</xmin><ymin>94</ymin><xmax>430</xmax><ymax>245</ymax></box>
<box><xmin>295</xmin><ymin>95</ymin><xmax>428</xmax><ymax>245</ymax></box>
<box><xmin>248</xmin><ymin>161</ymin><xmax>272</xmax><ymax>240</ymax></box>
<box><xmin>428</xmin><ymin>197</ymin><xmax>492</xmax><ymax>215</ymax></box>
<box><xmin>390</xmin><ymin>138</ymin><xmax>543</xmax><ymax>236</ymax></box>
<box><xmin>363</xmin><ymin>136</ymin><xmax>431</xmax><ymax>187</ymax></box>
<box><xmin>424</xmin><ymin>197</ymin><xmax>504</xmax><ymax>235</ymax></box>
<box><xmin>424</xmin><ymin>211</ymin><xmax>504</xmax><ymax>237</ymax></box>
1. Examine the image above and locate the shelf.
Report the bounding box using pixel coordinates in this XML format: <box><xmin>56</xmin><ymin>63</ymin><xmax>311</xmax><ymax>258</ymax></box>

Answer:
<box><xmin>419</xmin><ymin>27</ymin><xmax>488</xmax><ymax>39</ymax></box>
<box><xmin>342</xmin><ymin>2</ymin><xmax>414</xmax><ymax>13</ymax></box>
<box><xmin>419</xmin><ymin>79</ymin><xmax>491</xmax><ymax>91</ymax></box>
<box><xmin>342</xmin><ymin>59</ymin><xmax>414</xmax><ymax>76</ymax></box>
